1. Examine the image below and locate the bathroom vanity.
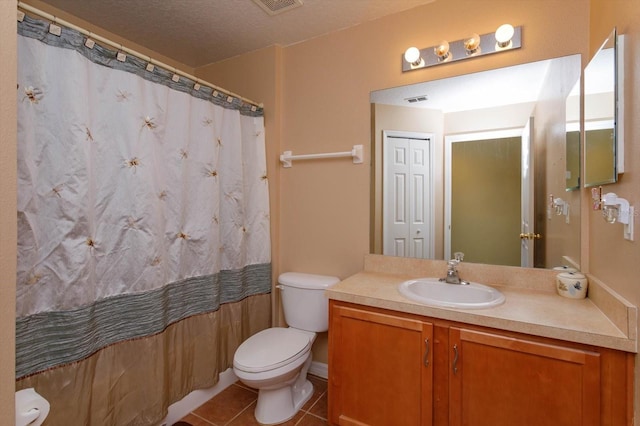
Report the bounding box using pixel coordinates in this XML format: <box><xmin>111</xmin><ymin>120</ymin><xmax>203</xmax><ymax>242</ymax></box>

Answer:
<box><xmin>327</xmin><ymin>255</ymin><xmax>636</xmax><ymax>426</ymax></box>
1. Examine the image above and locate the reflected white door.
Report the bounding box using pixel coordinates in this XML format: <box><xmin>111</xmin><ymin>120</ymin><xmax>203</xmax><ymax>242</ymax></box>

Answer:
<box><xmin>383</xmin><ymin>132</ymin><xmax>434</xmax><ymax>258</ymax></box>
<box><xmin>520</xmin><ymin>117</ymin><xmax>535</xmax><ymax>267</ymax></box>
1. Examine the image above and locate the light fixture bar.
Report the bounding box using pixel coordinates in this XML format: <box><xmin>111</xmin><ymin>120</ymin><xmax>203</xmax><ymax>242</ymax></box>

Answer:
<box><xmin>402</xmin><ymin>25</ymin><xmax>522</xmax><ymax>72</ymax></box>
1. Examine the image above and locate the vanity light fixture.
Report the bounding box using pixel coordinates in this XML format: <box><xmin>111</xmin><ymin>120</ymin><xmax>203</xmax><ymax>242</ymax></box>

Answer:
<box><xmin>601</xmin><ymin>192</ymin><xmax>634</xmax><ymax>241</ymax></box>
<box><xmin>402</xmin><ymin>24</ymin><xmax>522</xmax><ymax>72</ymax></box>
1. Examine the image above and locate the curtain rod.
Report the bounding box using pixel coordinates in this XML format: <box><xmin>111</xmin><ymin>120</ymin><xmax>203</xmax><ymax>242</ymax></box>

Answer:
<box><xmin>17</xmin><ymin>1</ymin><xmax>264</xmax><ymax>109</ymax></box>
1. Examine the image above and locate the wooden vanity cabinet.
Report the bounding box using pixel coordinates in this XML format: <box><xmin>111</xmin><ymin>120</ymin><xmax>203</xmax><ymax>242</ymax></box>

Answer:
<box><xmin>328</xmin><ymin>300</ymin><xmax>634</xmax><ymax>426</ymax></box>
<box><xmin>328</xmin><ymin>302</ymin><xmax>434</xmax><ymax>426</ymax></box>
<box><xmin>449</xmin><ymin>327</ymin><xmax>601</xmax><ymax>426</ymax></box>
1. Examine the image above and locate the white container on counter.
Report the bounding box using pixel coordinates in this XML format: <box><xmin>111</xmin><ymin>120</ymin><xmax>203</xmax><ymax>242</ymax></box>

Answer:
<box><xmin>556</xmin><ymin>272</ymin><xmax>588</xmax><ymax>299</ymax></box>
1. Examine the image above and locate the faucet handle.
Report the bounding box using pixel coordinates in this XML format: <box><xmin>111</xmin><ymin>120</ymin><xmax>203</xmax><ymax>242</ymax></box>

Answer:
<box><xmin>453</xmin><ymin>252</ymin><xmax>464</xmax><ymax>262</ymax></box>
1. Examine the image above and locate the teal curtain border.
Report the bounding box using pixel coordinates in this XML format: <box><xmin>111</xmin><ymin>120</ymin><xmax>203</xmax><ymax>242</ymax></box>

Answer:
<box><xmin>16</xmin><ymin>263</ymin><xmax>272</xmax><ymax>379</ymax></box>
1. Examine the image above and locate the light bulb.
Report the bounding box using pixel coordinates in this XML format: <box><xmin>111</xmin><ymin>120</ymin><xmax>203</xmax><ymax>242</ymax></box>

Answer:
<box><xmin>404</xmin><ymin>47</ymin><xmax>422</xmax><ymax>66</ymax></box>
<box><xmin>495</xmin><ymin>24</ymin><xmax>515</xmax><ymax>48</ymax></box>
<box><xmin>434</xmin><ymin>40</ymin><xmax>450</xmax><ymax>60</ymax></box>
<box><xmin>464</xmin><ymin>33</ymin><xmax>481</xmax><ymax>54</ymax></box>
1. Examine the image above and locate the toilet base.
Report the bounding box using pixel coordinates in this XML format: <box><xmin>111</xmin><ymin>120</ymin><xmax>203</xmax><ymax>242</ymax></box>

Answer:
<box><xmin>254</xmin><ymin>357</ymin><xmax>314</xmax><ymax>425</ymax></box>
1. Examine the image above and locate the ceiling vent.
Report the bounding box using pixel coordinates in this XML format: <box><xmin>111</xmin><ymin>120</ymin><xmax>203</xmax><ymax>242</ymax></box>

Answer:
<box><xmin>252</xmin><ymin>0</ymin><xmax>303</xmax><ymax>15</ymax></box>
<box><xmin>406</xmin><ymin>95</ymin><xmax>428</xmax><ymax>103</ymax></box>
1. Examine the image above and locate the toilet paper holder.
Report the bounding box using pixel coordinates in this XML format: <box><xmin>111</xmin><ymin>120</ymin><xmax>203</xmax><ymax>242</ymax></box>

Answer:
<box><xmin>15</xmin><ymin>388</ymin><xmax>50</xmax><ymax>426</ymax></box>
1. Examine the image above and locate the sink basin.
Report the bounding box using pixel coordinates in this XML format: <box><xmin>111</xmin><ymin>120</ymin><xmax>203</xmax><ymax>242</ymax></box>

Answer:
<box><xmin>398</xmin><ymin>278</ymin><xmax>505</xmax><ymax>309</ymax></box>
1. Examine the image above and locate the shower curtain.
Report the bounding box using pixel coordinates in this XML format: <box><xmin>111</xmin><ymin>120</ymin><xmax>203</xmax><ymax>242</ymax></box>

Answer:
<box><xmin>15</xmin><ymin>15</ymin><xmax>271</xmax><ymax>425</ymax></box>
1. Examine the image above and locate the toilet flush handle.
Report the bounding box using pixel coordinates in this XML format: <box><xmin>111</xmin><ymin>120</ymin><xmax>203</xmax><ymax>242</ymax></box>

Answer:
<box><xmin>276</xmin><ymin>285</ymin><xmax>284</xmax><ymax>290</ymax></box>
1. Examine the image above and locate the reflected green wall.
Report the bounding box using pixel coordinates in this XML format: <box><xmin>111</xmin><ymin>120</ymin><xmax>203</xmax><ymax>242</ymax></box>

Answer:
<box><xmin>584</xmin><ymin>128</ymin><xmax>615</xmax><ymax>186</ymax></box>
<box><xmin>451</xmin><ymin>137</ymin><xmax>521</xmax><ymax>266</ymax></box>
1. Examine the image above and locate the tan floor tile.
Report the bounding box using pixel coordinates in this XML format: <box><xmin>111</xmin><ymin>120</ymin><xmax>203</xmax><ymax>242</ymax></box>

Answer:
<box><xmin>183</xmin><ymin>378</ymin><xmax>328</xmax><ymax>426</ymax></box>
<box><xmin>308</xmin><ymin>392</ymin><xmax>327</xmax><ymax>419</ymax></box>
<box><xmin>307</xmin><ymin>375</ymin><xmax>327</xmax><ymax>392</ymax></box>
<box><xmin>295</xmin><ymin>413</ymin><xmax>328</xmax><ymax>426</ymax></box>
<box><xmin>227</xmin><ymin>401</ymin><xmax>306</xmax><ymax>426</ymax></box>
<box><xmin>193</xmin><ymin>384</ymin><xmax>257</xmax><ymax>425</ymax></box>
<box><xmin>234</xmin><ymin>381</ymin><xmax>258</xmax><ymax>392</ymax></box>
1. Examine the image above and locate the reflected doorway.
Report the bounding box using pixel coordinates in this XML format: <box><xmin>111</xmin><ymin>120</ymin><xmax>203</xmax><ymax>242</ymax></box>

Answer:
<box><xmin>382</xmin><ymin>131</ymin><xmax>435</xmax><ymax>258</ymax></box>
<box><xmin>445</xmin><ymin>124</ymin><xmax>533</xmax><ymax>267</ymax></box>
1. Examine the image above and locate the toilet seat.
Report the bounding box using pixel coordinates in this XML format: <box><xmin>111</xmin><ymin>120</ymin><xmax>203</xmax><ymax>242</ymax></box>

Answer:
<box><xmin>233</xmin><ymin>328</ymin><xmax>313</xmax><ymax>374</ymax></box>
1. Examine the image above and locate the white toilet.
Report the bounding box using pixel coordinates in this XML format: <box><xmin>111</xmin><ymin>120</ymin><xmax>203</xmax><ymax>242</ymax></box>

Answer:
<box><xmin>232</xmin><ymin>272</ymin><xmax>339</xmax><ymax>425</ymax></box>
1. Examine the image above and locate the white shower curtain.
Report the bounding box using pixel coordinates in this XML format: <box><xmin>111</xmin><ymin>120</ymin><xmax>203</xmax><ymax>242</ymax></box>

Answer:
<box><xmin>16</xmin><ymin>15</ymin><xmax>271</xmax><ymax>425</ymax></box>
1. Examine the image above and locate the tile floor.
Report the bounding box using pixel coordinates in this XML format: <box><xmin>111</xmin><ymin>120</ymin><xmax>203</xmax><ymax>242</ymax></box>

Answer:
<box><xmin>176</xmin><ymin>375</ymin><xmax>328</xmax><ymax>426</ymax></box>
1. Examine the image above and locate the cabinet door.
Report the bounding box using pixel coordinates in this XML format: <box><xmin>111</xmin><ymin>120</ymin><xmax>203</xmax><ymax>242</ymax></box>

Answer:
<box><xmin>329</xmin><ymin>303</ymin><xmax>433</xmax><ymax>426</ymax></box>
<box><xmin>449</xmin><ymin>327</ymin><xmax>601</xmax><ymax>426</ymax></box>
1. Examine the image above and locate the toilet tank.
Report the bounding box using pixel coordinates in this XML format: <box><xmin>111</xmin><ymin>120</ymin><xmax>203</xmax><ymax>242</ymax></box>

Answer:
<box><xmin>278</xmin><ymin>272</ymin><xmax>340</xmax><ymax>332</ymax></box>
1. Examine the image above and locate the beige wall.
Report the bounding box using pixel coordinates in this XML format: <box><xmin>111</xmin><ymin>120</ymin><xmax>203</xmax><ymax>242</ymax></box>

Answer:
<box><xmin>0</xmin><ymin>0</ymin><xmax>17</xmax><ymax>422</ymax></box>
<box><xmin>588</xmin><ymin>0</ymin><xmax>640</xmax><ymax>414</ymax></box>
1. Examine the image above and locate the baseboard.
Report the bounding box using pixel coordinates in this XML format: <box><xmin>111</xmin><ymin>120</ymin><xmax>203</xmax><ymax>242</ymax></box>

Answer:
<box><xmin>309</xmin><ymin>361</ymin><xmax>328</xmax><ymax>379</ymax></box>
<box><xmin>158</xmin><ymin>368</ymin><xmax>238</xmax><ymax>426</ymax></box>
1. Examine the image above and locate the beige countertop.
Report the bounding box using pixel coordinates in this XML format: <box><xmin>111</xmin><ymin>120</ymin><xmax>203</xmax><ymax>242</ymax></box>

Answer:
<box><xmin>326</xmin><ymin>255</ymin><xmax>637</xmax><ymax>353</ymax></box>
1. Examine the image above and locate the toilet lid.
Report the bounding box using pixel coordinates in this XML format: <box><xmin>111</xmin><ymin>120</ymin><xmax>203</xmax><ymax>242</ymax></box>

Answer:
<box><xmin>234</xmin><ymin>328</ymin><xmax>312</xmax><ymax>373</ymax></box>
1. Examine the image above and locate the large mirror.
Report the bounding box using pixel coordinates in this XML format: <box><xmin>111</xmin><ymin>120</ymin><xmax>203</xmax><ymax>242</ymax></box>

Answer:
<box><xmin>371</xmin><ymin>54</ymin><xmax>582</xmax><ymax>269</ymax></box>
<box><xmin>584</xmin><ymin>28</ymin><xmax>623</xmax><ymax>187</ymax></box>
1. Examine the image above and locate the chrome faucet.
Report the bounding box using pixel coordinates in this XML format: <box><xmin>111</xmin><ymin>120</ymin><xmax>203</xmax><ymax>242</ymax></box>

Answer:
<box><xmin>440</xmin><ymin>252</ymin><xmax>469</xmax><ymax>285</ymax></box>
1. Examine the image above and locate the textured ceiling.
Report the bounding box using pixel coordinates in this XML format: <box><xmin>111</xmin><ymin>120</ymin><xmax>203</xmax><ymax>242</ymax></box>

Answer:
<box><xmin>35</xmin><ymin>0</ymin><xmax>436</xmax><ymax>68</ymax></box>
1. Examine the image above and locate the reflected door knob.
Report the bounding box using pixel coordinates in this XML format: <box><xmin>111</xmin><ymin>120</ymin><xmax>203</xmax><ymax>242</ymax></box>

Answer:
<box><xmin>519</xmin><ymin>232</ymin><xmax>542</xmax><ymax>240</ymax></box>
